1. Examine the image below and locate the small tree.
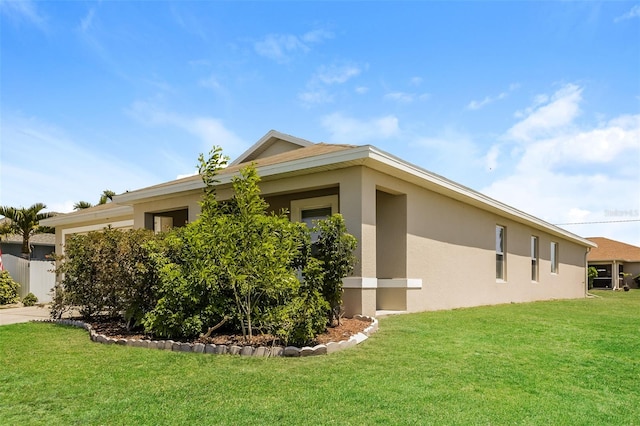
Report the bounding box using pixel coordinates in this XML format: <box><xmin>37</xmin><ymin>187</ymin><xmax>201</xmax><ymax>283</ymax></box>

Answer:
<box><xmin>588</xmin><ymin>266</ymin><xmax>598</xmax><ymax>290</ymax></box>
<box><xmin>314</xmin><ymin>214</ymin><xmax>357</xmax><ymax>325</ymax></box>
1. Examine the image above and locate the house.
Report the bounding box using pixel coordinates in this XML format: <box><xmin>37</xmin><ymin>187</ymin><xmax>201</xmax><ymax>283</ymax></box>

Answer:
<box><xmin>587</xmin><ymin>237</ymin><xmax>640</xmax><ymax>289</ymax></box>
<box><xmin>41</xmin><ymin>130</ymin><xmax>596</xmax><ymax>316</ymax></box>
<box><xmin>0</xmin><ymin>232</ymin><xmax>55</xmax><ymax>261</ymax></box>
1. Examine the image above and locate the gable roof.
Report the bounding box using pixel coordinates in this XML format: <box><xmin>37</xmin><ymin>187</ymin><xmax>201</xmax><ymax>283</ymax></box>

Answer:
<box><xmin>587</xmin><ymin>237</ymin><xmax>640</xmax><ymax>262</ymax></box>
<box><xmin>230</xmin><ymin>130</ymin><xmax>315</xmax><ymax>166</ymax></box>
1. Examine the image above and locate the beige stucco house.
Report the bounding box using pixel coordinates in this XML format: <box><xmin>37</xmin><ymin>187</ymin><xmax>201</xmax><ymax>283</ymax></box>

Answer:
<box><xmin>42</xmin><ymin>130</ymin><xmax>596</xmax><ymax>316</ymax></box>
<box><xmin>587</xmin><ymin>237</ymin><xmax>640</xmax><ymax>289</ymax></box>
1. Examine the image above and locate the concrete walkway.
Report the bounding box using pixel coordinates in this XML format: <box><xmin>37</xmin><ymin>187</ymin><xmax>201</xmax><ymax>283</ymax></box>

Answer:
<box><xmin>0</xmin><ymin>305</ymin><xmax>52</xmax><ymax>325</ymax></box>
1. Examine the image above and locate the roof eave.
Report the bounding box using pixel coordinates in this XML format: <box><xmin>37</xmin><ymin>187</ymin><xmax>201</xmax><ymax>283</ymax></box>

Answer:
<box><xmin>39</xmin><ymin>205</ymin><xmax>134</xmax><ymax>227</ymax></box>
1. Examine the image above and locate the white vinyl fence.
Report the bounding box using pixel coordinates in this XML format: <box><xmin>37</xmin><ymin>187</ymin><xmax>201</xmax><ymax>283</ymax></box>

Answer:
<box><xmin>2</xmin><ymin>254</ymin><xmax>56</xmax><ymax>303</ymax></box>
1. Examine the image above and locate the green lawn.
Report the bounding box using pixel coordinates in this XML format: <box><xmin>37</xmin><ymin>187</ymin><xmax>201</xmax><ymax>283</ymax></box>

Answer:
<box><xmin>1</xmin><ymin>290</ymin><xmax>639</xmax><ymax>425</ymax></box>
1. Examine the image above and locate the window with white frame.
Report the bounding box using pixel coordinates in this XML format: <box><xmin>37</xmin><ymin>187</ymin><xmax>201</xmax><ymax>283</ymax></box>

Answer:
<box><xmin>550</xmin><ymin>242</ymin><xmax>559</xmax><ymax>274</ymax></box>
<box><xmin>531</xmin><ymin>236</ymin><xmax>539</xmax><ymax>281</ymax></box>
<box><xmin>496</xmin><ymin>225</ymin><xmax>506</xmax><ymax>280</ymax></box>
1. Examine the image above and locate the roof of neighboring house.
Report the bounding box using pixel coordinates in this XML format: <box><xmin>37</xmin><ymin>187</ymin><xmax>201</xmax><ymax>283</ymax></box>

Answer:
<box><xmin>1</xmin><ymin>233</ymin><xmax>55</xmax><ymax>245</ymax></box>
<box><xmin>587</xmin><ymin>237</ymin><xmax>640</xmax><ymax>262</ymax></box>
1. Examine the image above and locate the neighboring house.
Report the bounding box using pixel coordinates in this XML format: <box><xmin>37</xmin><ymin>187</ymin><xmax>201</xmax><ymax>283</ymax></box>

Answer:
<box><xmin>0</xmin><ymin>232</ymin><xmax>55</xmax><ymax>261</ymax></box>
<box><xmin>587</xmin><ymin>237</ymin><xmax>640</xmax><ymax>289</ymax></box>
<box><xmin>41</xmin><ymin>130</ymin><xmax>596</xmax><ymax>317</ymax></box>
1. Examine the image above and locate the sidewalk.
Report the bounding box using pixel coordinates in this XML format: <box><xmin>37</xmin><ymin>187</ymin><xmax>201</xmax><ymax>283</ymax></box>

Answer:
<box><xmin>0</xmin><ymin>305</ymin><xmax>52</xmax><ymax>326</ymax></box>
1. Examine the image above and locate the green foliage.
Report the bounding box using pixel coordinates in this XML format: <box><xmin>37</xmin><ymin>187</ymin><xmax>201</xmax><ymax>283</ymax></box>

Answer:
<box><xmin>142</xmin><ymin>225</ymin><xmax>233</xmax><ymax>339</ymax></box>
<box><xmin>588</xmin><ymin>266</ymin><xmax>598</xmax><ymax>289</ymax></box>
<box><xmin>0</xmin><ymin>270</ymin><xmax>20</xmax><ymax>305</ymax></box>
<box><xmin>314</xmin><ymin>214</ymin><xmax>358</xmax><ymax>324</ymax></box>
<box><xmin>51</xmin><ymin>227</ymin><xmax>159</xmax><ymax>329</ymax></box>
<box><xmin>22</xmin><ymin>292</ymin><xmax>38</xmax><ymax>307</ymax></box>
<box><xmin>268</xmin><ymin>258</ymin><xmax>330</xmax><ymax>346</ymax></box>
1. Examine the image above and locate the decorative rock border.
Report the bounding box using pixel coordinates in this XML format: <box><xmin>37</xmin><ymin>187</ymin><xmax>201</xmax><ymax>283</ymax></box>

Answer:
<box><xmin>39</xmin><ymin>315</ymin><xmax>378</xmax><ymax>358</ymax></box>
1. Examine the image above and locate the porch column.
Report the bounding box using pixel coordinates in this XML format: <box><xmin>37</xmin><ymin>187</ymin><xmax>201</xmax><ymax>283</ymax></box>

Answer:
<box><xmin>339</xmin><ymin>167</ymin><xmax>377</xmax><ymax>317</ymax></box>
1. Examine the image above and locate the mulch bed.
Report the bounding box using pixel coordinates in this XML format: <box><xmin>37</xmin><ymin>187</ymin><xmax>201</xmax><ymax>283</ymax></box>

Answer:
<box><xmin>87</xmin><ymin>317</ymin><xmax>372</xmax><ymax>347</ymax></box>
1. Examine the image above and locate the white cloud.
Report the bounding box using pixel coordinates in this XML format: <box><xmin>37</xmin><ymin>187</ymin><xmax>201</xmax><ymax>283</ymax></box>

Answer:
<box><xmin>384</xmin><ymin>91</ymin><xmax>430</xmax><ymax>103</ymax></box>
<box><xmin>482</xmin><ymin>84</ymin><xmax>640</xmax><ymax>246</ymax></box>
<box><xmin>506</xmin><ymin>83</ymin><xmax>582</xmax><ymax>141</ymax></box>
<box><xmin>126</xmin><ymin>100</ymin><xmax>247</xmax><ymax>157</ymax></box>
<box><xmin>199</xmin><ymin>74</ymin><xmax>225</xmax><ymax>92</ymax></box>
<box><xmin>321</xmin><ymin>113</ymin><xmax>399</xmax><ymax>144</ymax></box>
<box><xmin>614</xmin><ymin>4</ymin><xmax>640</xmax><ymax>22</ymax></box>
<box><xmin>299</xmin><ymin>62</ymin><xmax>365</xmax><ymax>106</ymax></box>
<box><xmin>355</xmin><ymin>86</ymin><xmax>369</xmax><ymax>95</ymax></box>
<box><xmin>410</xmin><ymin>77</ymin><xmax>423</xmax><ymax>86</ymax></box>
<box><xmin>315</xmin><ymin>64</ymin><xmax>361</xmax><ymax>85</ymax></box>
<box><xmin>298</xmin><ymin>89</ymin><xmax>333</xmax><ymax>105</ymax></box>
<box><xmin>254</xmin><ymin>29</ymin><xmax>333</xmax><ymax>63</ymax></box>
<box><xmin>467</xmin><ymin>83</ymin><xmax>518</xmax><ymax>110</ymax></box>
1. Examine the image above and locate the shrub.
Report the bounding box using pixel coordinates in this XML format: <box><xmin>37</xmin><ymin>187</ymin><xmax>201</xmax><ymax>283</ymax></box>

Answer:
<box><xmin>0</xmin><ymin>270</ymin><xmax>20</xmax><ymax>305</ymax></box>
<box><xmin>314</xmin><ymin>214</ymin><xmax>358</xmax><ymax>324</ymax></box>
<box><xmin>51</xmin><ymin>227</ymin><xmax>160</xmax><ymax>329</ymax></box>
<box><xmin>22</xmin><ymin>292</ymin><xmax>38</xmax><ymax>307</ymax></box>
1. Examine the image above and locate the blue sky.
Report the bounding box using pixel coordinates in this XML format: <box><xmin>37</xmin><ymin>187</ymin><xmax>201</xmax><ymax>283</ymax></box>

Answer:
<box><xmin>1</xmin><ymin>1</ymin><xmax>639</xmax><ymax>245</ymax></box>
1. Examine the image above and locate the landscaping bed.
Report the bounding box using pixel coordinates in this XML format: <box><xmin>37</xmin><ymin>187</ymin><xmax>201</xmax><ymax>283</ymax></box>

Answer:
<box><xmin>86</xmin><ymin>316</ymin><xmax>373</xmax><ymax>347</ymax></box>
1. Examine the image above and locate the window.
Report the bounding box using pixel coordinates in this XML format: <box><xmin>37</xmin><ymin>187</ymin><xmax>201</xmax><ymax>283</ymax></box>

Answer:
<box><xmin>531</xmin><ymin>236</ymin><xmax>539</xmax><ymax>281</ymax></box>
<box><xmin>301</xmin><ymin>207</ymin><xmax>333</xmax><ymax>242</ymax></box>
<box><xmin>290</xmin><ymin>195</ymin><xmax>339</xmax><ymax>244</ymax></box>
<box><xmin>496</xmin><ymin>225</ymin><xmax>506</xmax><ymax>280</ymax></box>
<box><xmin>550</xmin><ymin>242</ymin><xmax>559</xmax><ymax>274</ymax></box>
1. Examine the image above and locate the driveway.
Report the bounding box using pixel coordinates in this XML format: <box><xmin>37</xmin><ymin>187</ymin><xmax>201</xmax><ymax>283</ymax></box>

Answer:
<box><xmin>0</xmin><ymin>305</ymin><xmax>52</xmax><ymax>325</ymax></box>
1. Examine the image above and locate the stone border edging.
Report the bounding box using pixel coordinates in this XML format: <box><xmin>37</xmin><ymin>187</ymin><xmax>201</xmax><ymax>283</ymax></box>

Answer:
<box><xmin>37</xmin><ymin>315</ymin><xmax>378</xmax><ymax>358</ymax></box>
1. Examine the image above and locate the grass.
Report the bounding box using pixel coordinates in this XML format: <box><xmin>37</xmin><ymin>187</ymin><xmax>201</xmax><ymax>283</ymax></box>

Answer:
<box><xmin>1</xmin><ymin>290</ymin><xmax>639</xmax><ymax>425</ymax></box>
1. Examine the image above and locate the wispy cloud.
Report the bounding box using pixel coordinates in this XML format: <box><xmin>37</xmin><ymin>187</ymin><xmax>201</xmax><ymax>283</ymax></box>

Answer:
<box><xmin>298</xmin><ymin>62</ymin><xmax>364</xmax><ymax>106</ymax></box>
<box><xmin>78</xmin><ymin>7</ymin><xmax>96</xmax><ymax>33</ymax></box>
<box><xmin>0</xmin><ymin>0</ymin><xmax>46</xmax><ymax>30</ymax></box>
<box><xmin>321</xmin><ymin>113</ymin><xmax>399</xmax><ymax>144</ymax></box>
<box><xmin>315</xmin><ymin>64</ymin><xmax>361</xmax><ymax>85</ymax></box>
<box><xmin>614</xmin><ymin>4</ymin><xmax>640</xmax><ymax>22</ymax></box>
<box><xmin>0</xmin><ymin>114</ymin><xmax>160</xmax><ymax>213</ymax></box>
<box><xmin>466</xmin><ymin>83</ymin><xmax>519</xmax><ymax>110</ymax></box>
<box><xmin>506</xmin><ymin>83</ymin><xmax>582</xmax><ymax>141</ymax></box>
<box><xmin>126</xmin><ymin>99</ymin><xmax>247</xmax><ymax>158</ymax></box>
<box><xmin>254</xmin><ymin>29</ymin><xmax>333</xmax><ymax>63</ymax></box>
<box><xmin>384</xmin><ymin>91</ymin><xmax>430</xmax><ymax>103</ymax></box>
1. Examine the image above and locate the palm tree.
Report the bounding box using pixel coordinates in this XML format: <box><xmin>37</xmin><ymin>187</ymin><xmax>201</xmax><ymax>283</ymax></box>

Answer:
<box><xmin>73</xmin><ymin>201</ymin><xmax>93</xmax><ymax>210</ymax></box>
<box><xmin>0</xmin><ymin>203</ymin><xmax>55</xmax><ymax>257</ymax></box>
<box><xmin>99</xmin><ymin>190</ymin><xmax>116</xmax><ymax>205</ymax></box>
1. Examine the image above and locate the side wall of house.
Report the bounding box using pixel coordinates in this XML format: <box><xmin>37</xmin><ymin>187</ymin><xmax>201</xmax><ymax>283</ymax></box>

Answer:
<box><xmin>365</xmin><ymin>167</ymin><xmax>587</xmax><ymax>312</ymax></box>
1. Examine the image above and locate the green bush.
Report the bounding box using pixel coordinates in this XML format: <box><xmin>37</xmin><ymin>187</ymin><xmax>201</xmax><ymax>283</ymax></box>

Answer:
<box><xmin>22</xmin><ymin>292</ymin><xmax>38</xmax><ymax>307</ymax></box>
<box><xmin>51</xmin><ymin>227</ymin><xmax>160</xmax><ymax>329</ymax></box>
<box><xmin>0</xmin><ymin>270</ymin><xmax>20</xmax><ymax>305</ymax></box>
<box><xmin>314</xmin><ymin>214</ymin><xmax>358</xmax><ymax>324</ymax></box>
